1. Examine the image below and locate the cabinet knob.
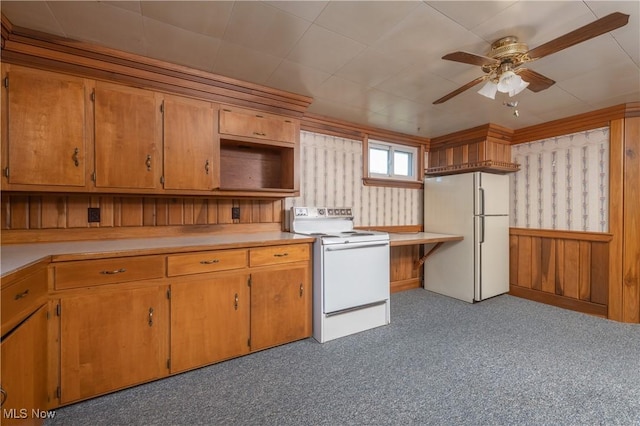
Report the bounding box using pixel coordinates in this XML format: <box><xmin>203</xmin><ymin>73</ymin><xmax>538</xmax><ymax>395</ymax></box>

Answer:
<box><xmin>148</xmin><ymin>307</ymin><xmax>154</xmax><ymax>327</ymax></box>
<box><xmin>299</xmin><ymin>283</ymin><xmax>303</xmax><ymax>298</ymax></box>
<box><xmin>205</xmin><ymin>159</ymin><xmax>210</xmax><ymax>175</ymax></box>
<box><xmin>146</xmin><ymin>155</ymin><xmax>152</xmax><ymax>171</ymax></box>
<box><xmin>234</xmin><ymin>293</ymin><xmax>239</xmax><ymax>310</ymax></box>
<box><xmin>253</xmin><ymin>131</ymin><xmax>267</xmax><ymax>137</ymax></box>
<box><xmin>199</xmin><ymin>259</ymin><xmax>220</xmax><ymax>265</ymax></box>
<box><xmin>273</xmin><ymin>253</ymin><xmax>289</xmax><ymax>258</ymax></box>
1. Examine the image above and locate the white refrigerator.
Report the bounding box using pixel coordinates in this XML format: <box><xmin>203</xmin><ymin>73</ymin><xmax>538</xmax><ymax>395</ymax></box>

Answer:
<box><xmin>424</xmin><ymin>172</ymin><xmax>510</xmax><ymax>303</ymax></box>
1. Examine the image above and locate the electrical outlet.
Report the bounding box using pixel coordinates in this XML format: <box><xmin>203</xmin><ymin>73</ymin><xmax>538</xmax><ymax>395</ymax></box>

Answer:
<box><xmin>231</xmin><ymin>207</ymin><xmax>240</xmax><ymax>220</ymax></box>
<box><xmin>88</xmin><ymin>207</ymin><xmax>101</xmax><ymax>223</ymax></box>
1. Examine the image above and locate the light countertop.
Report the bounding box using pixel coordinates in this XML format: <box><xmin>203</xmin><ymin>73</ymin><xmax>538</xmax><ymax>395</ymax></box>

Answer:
<box><xmin>1</xmin><ymin>232</ymin><xmax>315</xmax><ymax>277</ymax></box>
<box><xmin>388</xmin><ymin>232</ymin><xmax>463</xmax><ymax>247</ymax></box>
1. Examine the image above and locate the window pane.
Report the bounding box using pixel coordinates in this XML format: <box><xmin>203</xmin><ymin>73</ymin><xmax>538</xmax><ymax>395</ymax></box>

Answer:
<box><xmin>393</xmin><ymin>151</ymin><xmax>411</xmax><ymax>176</ymax></box>
<box><xmin>370</xmin><ymin>147</ymin><xmax>389</xmax><ymax>174</ymax></box>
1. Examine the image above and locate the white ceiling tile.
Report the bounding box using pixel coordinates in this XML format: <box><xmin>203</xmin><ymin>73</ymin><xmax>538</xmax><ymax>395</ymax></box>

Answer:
<box><xmin>266</xmin><ymin>60</ymin><xmax>331</xmax><ymax>97</ymax></box>
<box><xmin>142</xmin><ymin>17</ymin><xmax>219</xmax><ymax>72</ymax></box>
<box><xmin>103</xmin><ymin>1</ymin><xmax>141</xmax><ymax>14</ymax></box>
<box><xmin>557</xmin><ymin>60</ymin><xmax>640</xmax><ymax>104</ymax></box>
<box><xmin>335</xmin><ymin>48</ymin><xmax>414</xmax><ymax>88</ymax></box>
<box><xmin>47</xmin><ymin>1</ymin><xmax>147</xmax><ymax>55</ymax></box>
<box><xmin>223</xmin><ymin>1</ymin><xmax>310</xmax><ymax>58</ymax></box>
<box><xmin>315</xmin><ymin>1</ymin><xmax>420</xmax><ymax>45</ymax></box>
<box><xmin>286</xmin><ymin>24</ymin><xmax>366</xmax><ymax>74</ymax></box>
<box><xmin>425</xmin><ymin>1</ymin><xmax>517</xmax><ymax>31</ymax></box>
<box><xmin>212</xmin><ymin>41</ymin><xmax>282</xmax><ymax>84</ymax></box>
<box><xmin>265</xmin><ymin>1</ymin><xmax>328</xmax><ymax>22</ymax></box>
<box><xmin>0</xmin><ymin>1</ymin><xmax>65</xmax><ymax>36</ymax></box>
<box><xmin>313</xmin><ymin>76</ymin><xmax>370</xmax><ymax>105</ymax></box>
<box><xmin>140</xmin><ymin>1</ymin><xmax>233</xmax><ymax>38</ymax></box>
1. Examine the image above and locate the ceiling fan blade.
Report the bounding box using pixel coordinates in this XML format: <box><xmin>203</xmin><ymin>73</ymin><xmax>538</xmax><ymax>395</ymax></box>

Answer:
<box><xmin>442</xmin><ymin>51</ymin><xmax>500</xmax><ymax>67</ymax></box>
<box><xmin>516</xmin><ymin>68</ymin><xmax>555</xmax><ymax>92</ymax></box>
<box><xmin>433</xmin><ymin>76</ymin><xmax>488</xmax><ymax>104</ymax></box>
<box><xmin>526</xmin><ymin>12</ymin><xmax>630</xmax><ymax>60</ymax></box>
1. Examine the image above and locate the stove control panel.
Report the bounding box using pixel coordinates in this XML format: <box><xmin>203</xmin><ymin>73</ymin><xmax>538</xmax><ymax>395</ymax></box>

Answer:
<box><xmin>291</xmin><ymin>207</ymin><xmax>353</xmax><ymax>218</ymax></box>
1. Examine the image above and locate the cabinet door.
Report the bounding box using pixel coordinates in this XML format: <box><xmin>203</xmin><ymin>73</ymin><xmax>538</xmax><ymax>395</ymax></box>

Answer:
<box><xmin>94</xmin><ymin>82</ymin><xmax>160</xmax><ymax>190</ymax></box>
<box><xmin>3</xmin><ymin>65</ymin><xmax>87</xmax><ymax>187</ymax></box>
<box><xmin>250</xmin><ymin>265</ymin><xmax>311</xmax><ymax>351</ymax></box>
<box><xmin>59</xmin><ymin>286</ymin><xmax>169</xmax><ymax>403</ymax></box>
<box><xmin>1</xmin><ymin>305</ymin><xmax>48</xmax><ymax>426</ymax></box>
<box><xmin>170</xmin><ymin>274</ymin><xmax>250</xmax><ymax>373</ymax></box>
<box><xmin>219</xmin><ymin>106</ymin><xmax>297</xmax><ymax>143</ymax></box>
<box><xmin>163</xmin><ymin>96</ymin><xmax>218</xmax><ymax>190</ymax></box>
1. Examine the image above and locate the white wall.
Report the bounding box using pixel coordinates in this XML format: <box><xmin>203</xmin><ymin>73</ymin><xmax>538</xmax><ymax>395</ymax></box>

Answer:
<box><xmin>510</xmin><ymin>127</ymin><xmax>609</xmax><ymax>232</ymax></box>
<box><xmin>285</xmin><ymin>131</ymin><xmax>422</xmax><ymax>227</ymax></box>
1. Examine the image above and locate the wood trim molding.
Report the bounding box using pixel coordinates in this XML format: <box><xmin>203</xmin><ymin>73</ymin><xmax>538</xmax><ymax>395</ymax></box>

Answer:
<box><xmin>509</xmin><ymin>285</ymin><xmax>607</xmax><ymax>317</ymax></box>
<box><xmin>509</xmin><ymin>227</ymin><xmax>613</xmax><ymax>242</ymax></box>
<box><xmin>1</xmin><ymin>20</ymin><xmax>312</xmax><ymax>117</ymax></box>
<box><xmin>430</xmin><ymin>123</ymin><xmax>513</xmax><ymax>150</ymax></box>
<box><xmin>607</xmin><ymin>119</ymin><xmax>625</xmax><ymax>321</ymax></box>
<box><xmin>301</xmin><ymin>112</ymin><xmax>429</xmax><ymax>147</ymax></box>
<box><xmin>511</xmin><ymin>103</ymin><xmax>640</xmax><ymax>145</ymax></box>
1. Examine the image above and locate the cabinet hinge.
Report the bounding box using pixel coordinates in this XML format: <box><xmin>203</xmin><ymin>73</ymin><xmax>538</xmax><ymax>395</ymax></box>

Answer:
<box><xmin>167</xmin><ymin>359</ymin><xmax>171</xmax><ymax>370</ymax></box>
<box><xmin>90</xmin><ymin>90</ymin><xmax>95</xmax><ymax>102</ymax></box>
<box><xmin>166</xmin><ymin>288</ymin><xmax>171</xmax><ymax>299</ymax></box>
<box><xmin>56</xmin><ymin>387</ymin><xmax>61</xmax><ymax>399</ymax></box>
<box><xmin>56</xmin><ymin>304</ymin><xmax>62</xmax><ymax>316</ymax></box>
<box><xmin>3</xmin><ymin>77</ymin><xmax>8</xmax><ymax>88</ymax></box>
<box><xmin>3</xmin><ymin>167</ymin><xmax>8</xmax><ymax>178</ymax></box>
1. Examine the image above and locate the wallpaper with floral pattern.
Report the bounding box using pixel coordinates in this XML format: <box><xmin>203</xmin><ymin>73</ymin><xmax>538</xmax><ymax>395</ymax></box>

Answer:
<box><xmin>510</xmin><ymin>127</ymin><xmax>609</xmax><ymax>232</ymax></box>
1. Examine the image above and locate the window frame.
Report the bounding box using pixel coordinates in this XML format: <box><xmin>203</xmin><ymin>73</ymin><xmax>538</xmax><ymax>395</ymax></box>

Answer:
<box><xmin>362</xmin><ymin>136</ymin><xmax>424</xmax><ymax>189</ymax></box>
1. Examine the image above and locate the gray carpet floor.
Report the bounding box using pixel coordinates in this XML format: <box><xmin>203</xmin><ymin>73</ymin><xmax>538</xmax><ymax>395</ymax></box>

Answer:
<box><xmin>46</xmin><ymin>290</ymin><xmax>640</xmax><ymax>426</ymax></box>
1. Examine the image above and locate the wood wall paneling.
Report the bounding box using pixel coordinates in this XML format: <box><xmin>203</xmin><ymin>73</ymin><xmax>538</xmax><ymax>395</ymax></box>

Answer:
<box><xmin>509</xmin><ymin>228</ymin><xmax>612</xmax><ymax>317</ymax></box>
<box><xmin>623</xmin><ymin>117</ymin><xmax>640</xmax><ymax>323</ymax></box>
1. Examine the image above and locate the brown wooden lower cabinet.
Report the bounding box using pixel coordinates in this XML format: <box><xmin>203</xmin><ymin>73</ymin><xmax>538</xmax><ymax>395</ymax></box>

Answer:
<box><xmin>48</xmin><ymin>241</ymin><xmax>312</xmax><ymax>407</ymax></box>
<box><xmin>250</xmin><ymin>265</ymin><xmax>312</xmax><ymax>351</ymax></box>
<box><xmin>59</xmin><ymin>286</ymin><xmax>170</xmax><ymax>404</ymax></box>
<box><xmin>1</xmin><ymin>306</ymin><xmax>49</xmax><ymax>426</ymax></box>
<box><xmin>170</xmin><ymin>274</ymin><xmax>251</xmax><ymax>373</ymax></box>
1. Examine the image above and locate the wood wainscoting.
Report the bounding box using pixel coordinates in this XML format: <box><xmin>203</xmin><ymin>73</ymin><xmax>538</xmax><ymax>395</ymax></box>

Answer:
<box><xmin>0</xmin><ymin>194</ymin><xmax>283</xmax><ymax>244</ymax></box>
<box><xmin>509</xmin><ymin>228</ymin><xmax>612</xmax><ymax>317</ymax></box>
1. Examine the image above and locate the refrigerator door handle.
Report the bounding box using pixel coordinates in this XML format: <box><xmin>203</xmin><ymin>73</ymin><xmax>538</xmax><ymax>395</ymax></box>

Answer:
<box><xmin>480</xmin><ymin>216</ymin><xmax>485</xmax><ymax>244</ymax></box>
<box><xmin>479</xmin><ymin>187</ymin><xmax>485</xmax><ymax>216</ymax></box>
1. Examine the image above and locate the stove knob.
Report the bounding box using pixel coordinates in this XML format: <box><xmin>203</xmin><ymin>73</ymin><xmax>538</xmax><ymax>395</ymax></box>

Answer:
<box><xmin>318</xmin><ymin>208</ymin><xmax>325</xmax><ymax>216</ymax></box>
<box><xmin>346</xmin><ymin>209</ymin><xmax>352</xmax><ymax>215</ymax></box>
<box><xmin>340</xmin><ymin>209</ymin><xmax>346</xmax><ymax>215</ymax></box>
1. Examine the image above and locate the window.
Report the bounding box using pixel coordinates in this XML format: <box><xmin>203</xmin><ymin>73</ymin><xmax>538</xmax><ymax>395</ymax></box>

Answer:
<box><xmin>368</xmin><ymin>139</ymin><xmax>418</xmax><ymax>181</ymax></box>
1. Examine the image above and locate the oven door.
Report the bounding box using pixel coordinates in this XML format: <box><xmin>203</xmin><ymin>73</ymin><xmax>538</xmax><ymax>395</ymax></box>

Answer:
<box><xmin>322</xmin><ymin>240</ymin><xmax>390</xmax><ymax>314</ymax></box>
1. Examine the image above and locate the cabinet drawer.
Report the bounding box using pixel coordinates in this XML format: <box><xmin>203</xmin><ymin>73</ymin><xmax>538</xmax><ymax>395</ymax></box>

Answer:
<box><xmin>249</xmin><ymin>244</ymin><xmax>310</xmax><ymax>267</ymax></box>
<box><xmin>53</xmin><ymin>256</ymin><xmax>165</xmax><ymax>290</ymax></box>
<box><xmin>1</xmin><ymin>267</ymin><xmax>48</xmax><ymax>335</ymax></box>
<box><xmin>167</xmin><ymin>249</ymin><xmax>248</xmax><ymax>276</ymax></box>
<box><xmin>219</xmin><ymin>106</ymin><xmax>297</xmax><ymax>143</ymax></box>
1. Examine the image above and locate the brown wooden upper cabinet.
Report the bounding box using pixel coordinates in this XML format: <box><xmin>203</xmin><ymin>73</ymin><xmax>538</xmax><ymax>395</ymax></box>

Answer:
<box><xmin>1</xmin><ymin>64</ymin><xmax>90</xmax><ymax>189</ymax></box>
<box><xmin>93</xmin><ymin>82</ymin><xmax>162</xmax><ymax>191</ymax></box>
<box><xmin>219</xmin><ymin>106</ymin><xmax>297</xmax><ymax>144</ymax></box>
<box><xmin>162</xmin><ymin>95</ymin><xmax>219</xmax><ymax>191</ymax></box>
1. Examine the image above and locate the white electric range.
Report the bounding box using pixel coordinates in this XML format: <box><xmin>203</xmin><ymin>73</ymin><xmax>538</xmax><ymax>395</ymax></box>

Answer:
<box><xmin>289</xmin><ymin>207</ymin><xmax>390</xmax><ymax>343</ymax></box>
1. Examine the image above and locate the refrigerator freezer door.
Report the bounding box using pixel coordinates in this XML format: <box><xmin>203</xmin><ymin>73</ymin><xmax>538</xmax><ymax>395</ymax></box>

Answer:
<box><xmin>474</xmin><ymin>215</ymin><xmax>510</xmax><ymax>301</ymax></box>
<box><xmin>475</xmin><ymin>172</ymin><xmax>510</xmax><ymax>216</ymax></box>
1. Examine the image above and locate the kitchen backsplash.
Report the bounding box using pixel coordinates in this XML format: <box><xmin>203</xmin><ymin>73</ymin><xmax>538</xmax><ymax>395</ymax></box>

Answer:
<box><xmin>285</xmin><ymin>131</ymin><xmax>422</xmax><ymax>227</ymax></box>
<box><xmin>510</xmin><ymin>126</ymin><xmax>609</xmax><ymax>232</ymax></box>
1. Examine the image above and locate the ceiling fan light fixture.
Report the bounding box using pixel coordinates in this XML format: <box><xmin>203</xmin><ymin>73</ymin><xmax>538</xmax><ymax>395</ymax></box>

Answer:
<box><xmin>508</xmin><ymin>78</ymin><xmax>529</xmax><ymax>97</ymax></box>
<box><xmin>477</xmin><ymin>80</ymin><xmax>498</xmax><ymax>99</ymax></box>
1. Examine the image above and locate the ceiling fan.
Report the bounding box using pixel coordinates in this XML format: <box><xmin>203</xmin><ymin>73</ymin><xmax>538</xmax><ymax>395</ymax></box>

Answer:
<box><xmin>433</xmin><ymin>12</ymin><xmax>630</xmax><ymax>104</ymax></box>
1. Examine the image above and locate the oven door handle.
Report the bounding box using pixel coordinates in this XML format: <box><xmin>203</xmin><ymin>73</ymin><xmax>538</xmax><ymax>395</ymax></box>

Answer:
<box><xmin>325</xmin><ymin>242</ymin><xmax>389</xmax><ymax>251</ymax></box>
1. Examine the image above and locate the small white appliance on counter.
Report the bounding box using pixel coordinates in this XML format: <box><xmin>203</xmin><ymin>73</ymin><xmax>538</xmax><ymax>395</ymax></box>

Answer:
<box><xmin>424</xmin><ymin>172</ymin><xmax>510</xmax><ymax>303</ymax></box>
<box><xmin>289</xmin><ymin>207</ymin><xmax>390</xmax><ymax>343</ymax></box>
